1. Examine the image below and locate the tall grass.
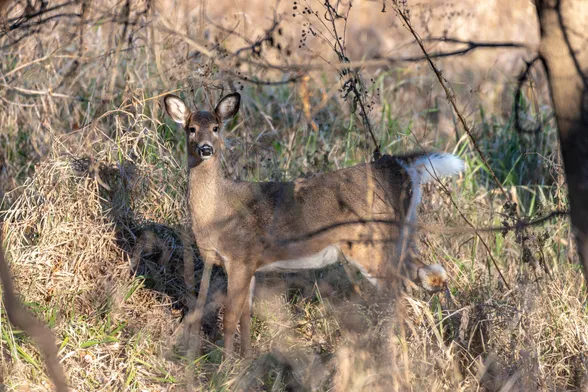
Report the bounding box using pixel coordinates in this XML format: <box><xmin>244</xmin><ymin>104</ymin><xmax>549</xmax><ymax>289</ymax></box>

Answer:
<box><xmin>0</xmin><ymin>1</ymin><xmax>584</xmax><ymax>391</ymax></box>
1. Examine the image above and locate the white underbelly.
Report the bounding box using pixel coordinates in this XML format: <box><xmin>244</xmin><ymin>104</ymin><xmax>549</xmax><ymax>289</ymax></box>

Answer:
<box><xmin>256</xmin><ymin>245</ymin><xmax>340</xmax><ymax>273</ymax></box>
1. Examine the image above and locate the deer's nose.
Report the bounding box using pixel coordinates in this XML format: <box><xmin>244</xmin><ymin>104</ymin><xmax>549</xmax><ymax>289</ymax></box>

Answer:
<box><xmin>198</xmin><ymin>143</ymin><xmax>214</xmax><ymax>159</ymax></box>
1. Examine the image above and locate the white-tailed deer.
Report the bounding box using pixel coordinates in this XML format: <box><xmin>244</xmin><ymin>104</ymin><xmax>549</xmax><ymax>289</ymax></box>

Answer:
<box><xmin>164</xmin><ymin>92</ymin><xmax>464</xmax><ymax>356</ymax></box>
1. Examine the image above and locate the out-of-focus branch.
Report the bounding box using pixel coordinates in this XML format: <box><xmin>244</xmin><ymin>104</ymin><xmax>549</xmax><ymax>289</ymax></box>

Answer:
<box><xmin>425</xmin><ymin>36</ymin><xmax>528</xmax><ymax>50</ymax></box>
<box><xmin>158</xmin><ymin>17</ymin><xmax>531</xmax><ymax>83</ymax></box>
<box><xmin>275</xmin><ymin>209</ymin><xmax>569</xmax><ymax>245</ymax></box>
<box><xmin>0</xmin><ymin>232</ymin><xmax>68</xmax><ymax>391</ymax></box>
<box><xmin>393</xmin><ymin>7</ymin><xmax>510</xmax><ymax>201</ymax></box>
<box><xmin>389</xmin><ymin>5</ymin><xmax>519</xmax><ymax>288</ymax></box>
<box><xmin>320</xmin><ymin>0</ymin><xmax>381</xmax><ymax>159</ymax></box>
<box><xmin>2</xmin><ymin>1</ymin><xmax>78</xmax><ymax>34</ymax></box>
<box><xmin>514</xmin><ymin>56</ymin><xmax>545</xmax><ymax>134</ymax></box>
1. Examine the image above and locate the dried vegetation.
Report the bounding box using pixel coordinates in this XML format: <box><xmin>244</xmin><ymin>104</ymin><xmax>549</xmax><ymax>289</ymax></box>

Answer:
<box><xmin>0</xmin><ymin>0</ymin><xmax>586</xmax><ymax>391</ymax></box>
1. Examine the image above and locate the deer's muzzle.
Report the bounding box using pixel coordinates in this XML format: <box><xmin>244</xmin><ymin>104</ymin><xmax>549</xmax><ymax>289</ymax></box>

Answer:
<box><xmin>198</xmin><ymin>144</ymin><xmax>214</xmax><ymax>159</ymax></box>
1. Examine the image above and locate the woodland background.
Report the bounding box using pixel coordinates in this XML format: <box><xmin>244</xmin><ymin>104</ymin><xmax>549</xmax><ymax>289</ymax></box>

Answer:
<box><xmin>0</xmin><ymin>0</ymin><xmax>586</xmax><ymax>391</ymax></box>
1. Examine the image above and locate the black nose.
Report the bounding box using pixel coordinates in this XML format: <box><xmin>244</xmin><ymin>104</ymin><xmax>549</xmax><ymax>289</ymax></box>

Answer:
<box><xmin>199</xmin><ymin>144</ymin><xmax>213</xmax><ymax>157</ymax></box>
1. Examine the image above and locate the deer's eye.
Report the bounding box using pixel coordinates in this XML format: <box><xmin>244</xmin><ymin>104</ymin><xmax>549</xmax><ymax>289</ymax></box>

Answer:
<box><xmin>189</xmin><ymin>127</ymin><xmax>196</xmax><ymax>134</ymax></box>
<box><xmin>213</xmin><ymin>126</ymin><xmax>219</xmax><ymax>133</ymax></box>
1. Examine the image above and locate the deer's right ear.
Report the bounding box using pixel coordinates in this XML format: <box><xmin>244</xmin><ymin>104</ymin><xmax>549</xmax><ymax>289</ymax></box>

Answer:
<box><xmin>163</xmin><ymin>95</ymin><xmax>189</xmax><ymax>125</ymax></box>
<box><xmin>215</xmin><ymin>92</ymin><xmax>241</xmax><ymax>121</ymax></box>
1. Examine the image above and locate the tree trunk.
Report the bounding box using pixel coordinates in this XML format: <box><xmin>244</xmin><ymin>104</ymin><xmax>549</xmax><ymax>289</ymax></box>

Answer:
<box><xmin>535</xmin><ymin>0</ymin><xmax>588</xmax><ymax>286</ymax></box>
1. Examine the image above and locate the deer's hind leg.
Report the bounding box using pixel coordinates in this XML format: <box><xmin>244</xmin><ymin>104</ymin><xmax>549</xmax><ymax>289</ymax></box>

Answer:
<box><xmin>340</xmin><ymin>242</ymin><xmax>395</xmax><ymax>291</ymax></box>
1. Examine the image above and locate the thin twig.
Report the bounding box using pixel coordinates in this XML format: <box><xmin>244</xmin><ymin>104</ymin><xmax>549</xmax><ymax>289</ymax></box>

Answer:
<box><xmin>322</xmin><ymin>0</ymin><xmax>381</xmax><ymax>158</ymax></box>
<box><xmin>394</xmin><ymin>8</ymin><xmax>509</xmax><ymax>201</ymax></box>
<box><xmin>435</xmin><ymin>177</ymin><xmax>511</xmax><ymax>290</ymax></box>
<box><xmin>514</xmin><ymin>56</ymin><xmax>544</xmax><ymax>134</ymax></box>
<box><xmin>275</xmin><ymin>210</ymin><xmax>569</xmax><ymax>245</ymax></box>
<box><xmin>0</xmin><ymin>233</ymin><xmax>68</xmax><ymax>391</ymax></box>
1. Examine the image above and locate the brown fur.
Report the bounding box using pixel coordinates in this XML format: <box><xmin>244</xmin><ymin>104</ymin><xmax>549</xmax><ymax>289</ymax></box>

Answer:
<box><xmin>0</xmin><ymin>0</ymin><xmax>8</xmax><ymax>15</ymax></box>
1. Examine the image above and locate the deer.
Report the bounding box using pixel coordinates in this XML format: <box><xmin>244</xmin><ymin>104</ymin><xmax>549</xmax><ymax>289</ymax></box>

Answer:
<box><xmin>163</xmin><ymin>92</ymin><xmax>464</xmax><ymax>357</ymax></box>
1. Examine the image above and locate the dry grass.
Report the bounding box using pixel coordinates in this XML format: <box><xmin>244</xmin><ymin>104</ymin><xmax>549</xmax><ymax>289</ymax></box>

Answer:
<box><xmin>0</xmin><ymin>0</ymin><xmax>586</xmax><ymax>391</ymax></box>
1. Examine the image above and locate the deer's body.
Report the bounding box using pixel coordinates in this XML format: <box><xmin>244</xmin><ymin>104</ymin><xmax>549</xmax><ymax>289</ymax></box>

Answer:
<box><xmin>189</xmin><ymin>152</ymin><xmax>448</xmax><ymax>273</ymax></box>
<box><xmin>164</xmin><ymin>92</ymin><xmax>464</xmax><ymax>356</ymax></box>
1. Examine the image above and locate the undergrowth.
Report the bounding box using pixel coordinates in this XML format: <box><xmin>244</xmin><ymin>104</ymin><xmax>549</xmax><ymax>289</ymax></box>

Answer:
<box><xmin>0</xmin><ymin>1</ymin><xmax>585</xmax><ymax>391</ymax></box>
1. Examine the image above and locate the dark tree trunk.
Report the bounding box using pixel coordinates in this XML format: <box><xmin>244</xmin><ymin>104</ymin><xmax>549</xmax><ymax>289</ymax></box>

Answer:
<box><xmin>535</xmin><ymin>0</ymin><xmax>588</xmax><ymax>284</ymax></box>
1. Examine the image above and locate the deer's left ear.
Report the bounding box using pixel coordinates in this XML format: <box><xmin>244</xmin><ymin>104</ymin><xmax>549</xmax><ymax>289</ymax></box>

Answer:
<box><xmin>215</xmin><ymin>93</ymin><xmax>240</xmax><ymax>121</ymax></box>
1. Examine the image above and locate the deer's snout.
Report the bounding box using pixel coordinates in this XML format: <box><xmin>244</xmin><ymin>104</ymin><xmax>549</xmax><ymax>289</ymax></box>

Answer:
<box><xmin>198</xmin><ymin>143</ymin><xmax>214</xmax><ymax>159</ymax></box>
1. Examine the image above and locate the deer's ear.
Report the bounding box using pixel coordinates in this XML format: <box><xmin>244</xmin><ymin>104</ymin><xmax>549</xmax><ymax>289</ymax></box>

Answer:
<box><xmin>164</xmin><ymin>95</ymin><xmax>189</xmax><ymax>125</ymax></box>
<box><xmin>215</xmin><ymin>93</ymin><xmax>240</xmax><ymax>121</ymax></box>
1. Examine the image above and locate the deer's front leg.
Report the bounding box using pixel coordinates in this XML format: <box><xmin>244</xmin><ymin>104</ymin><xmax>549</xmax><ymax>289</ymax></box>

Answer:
<box><xmin>184</xmin><ymin>247</ymin><xmax>217</xmax><ymax>360</ymax></box>
<box><xmin>223</xmin><ymin>266</ymin><xmax>254</xmax><ymax>357</ymax></box>
<box><xmin>238</xmin><ymin>275</ymin><xmax>256</xmax><ymax>357</ymax></box>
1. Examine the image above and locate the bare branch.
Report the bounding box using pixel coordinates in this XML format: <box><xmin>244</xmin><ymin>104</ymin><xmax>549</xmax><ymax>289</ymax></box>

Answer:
<box><xmin>274</xmin><ymin>209</ymin><xmax>569</xmax><ymax>245</ymax></box>
<box><xmin>0</xmin><ymin>232</ymin><xmax>68</xmax><ymax>391</ymax></box>
<box><xmin>393</xmin><ymin>7</ymin><xmax>510</xmax><ymax>201</ymax></box>
<box><xmin>514</xmin><ymin>56</ymin><xmax>544</xmax><ymax>134</ymax></box>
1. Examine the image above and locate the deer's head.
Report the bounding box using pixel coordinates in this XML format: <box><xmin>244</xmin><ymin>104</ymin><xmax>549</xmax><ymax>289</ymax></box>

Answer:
<box><xmin>163</xmin><ymin>93</ymin><xmax>240</xmax><ymax>167</ymax></box>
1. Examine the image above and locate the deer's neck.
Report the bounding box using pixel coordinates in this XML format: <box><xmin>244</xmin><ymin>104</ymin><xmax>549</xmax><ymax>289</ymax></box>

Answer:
<box><xmin>187</xmin><ymin>157</ymin><xmax>231</xmax><ymax>230</ymax></box>
<box><xmin>188</xmin><ymin>157</ymin><xmax>225</xmax><ymax>200</ymax></box>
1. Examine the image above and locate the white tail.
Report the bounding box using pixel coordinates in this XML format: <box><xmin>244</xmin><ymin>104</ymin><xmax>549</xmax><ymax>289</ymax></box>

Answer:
<box><xmin>409</xmin><ymin>152</ymin><xmax>465</xmax><ymax>184</ymax></box>
<box><xmin>397</xmin><ymin>152</ymin><xmax>465</xmax><ymax>228</ymax></box>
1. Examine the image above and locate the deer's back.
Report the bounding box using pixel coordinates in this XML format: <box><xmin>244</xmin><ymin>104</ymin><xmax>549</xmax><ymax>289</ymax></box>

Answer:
<box><xmin>208</xmin><ymin>155</ymin><xmax>414</xmax><ymax>266</ymax></box>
